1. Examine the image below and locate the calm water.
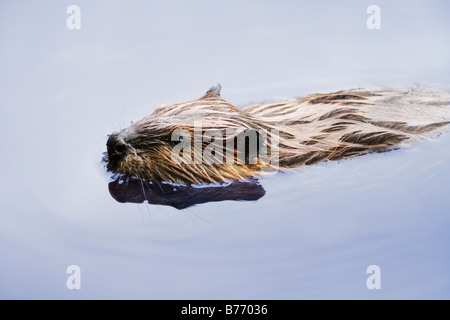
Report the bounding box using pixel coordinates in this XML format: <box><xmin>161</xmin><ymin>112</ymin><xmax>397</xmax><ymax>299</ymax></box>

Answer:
<box><xmin>1</xmin><ymin>0</ymin><xmax>449</xmax><ymax>299</ymax></box>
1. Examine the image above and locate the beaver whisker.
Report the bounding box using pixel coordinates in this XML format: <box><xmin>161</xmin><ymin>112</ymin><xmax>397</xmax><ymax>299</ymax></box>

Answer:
<box><xmin>137</xmin><ymin>178</ymin><xmax>148</xmax><ymax>204</ymax></box>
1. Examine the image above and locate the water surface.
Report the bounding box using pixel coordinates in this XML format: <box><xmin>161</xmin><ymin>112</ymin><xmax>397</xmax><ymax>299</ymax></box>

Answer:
<box><xmin>0</xmin><ymin>0</ymin><xmax>449</xmax><ymax>299</ymax></box>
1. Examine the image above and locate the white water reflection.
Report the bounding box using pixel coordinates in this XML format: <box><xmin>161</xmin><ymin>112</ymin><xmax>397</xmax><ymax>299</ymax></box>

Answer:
<box><xmin>0</xmin><ymin>0</ymin><xmax>449</xmax><ymax>299</ymax></box>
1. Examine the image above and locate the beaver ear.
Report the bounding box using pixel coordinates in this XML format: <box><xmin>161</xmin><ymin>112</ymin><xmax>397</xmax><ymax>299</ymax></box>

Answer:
<box><xmin>201</xmin><ymin>83</ymin><xmax>222</xmax><ymax>99</ymax></box>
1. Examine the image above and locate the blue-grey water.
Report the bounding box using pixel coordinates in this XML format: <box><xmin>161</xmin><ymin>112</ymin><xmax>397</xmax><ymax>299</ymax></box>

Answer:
<box><xmin>1</xmin><ymin>0</ymin><xmax>449</xmax><ymax>299</ymax></box>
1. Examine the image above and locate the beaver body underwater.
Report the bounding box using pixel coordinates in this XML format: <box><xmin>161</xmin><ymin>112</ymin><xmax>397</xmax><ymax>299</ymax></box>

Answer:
<box><xmin>105</xmin><ymin>84</ymin><xmax>450</xmax><ymax>184</ymax></box>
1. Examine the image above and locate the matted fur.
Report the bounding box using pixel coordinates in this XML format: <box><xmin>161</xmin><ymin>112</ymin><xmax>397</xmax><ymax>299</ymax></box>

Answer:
<box><xmin>105</xmin><ymin>84</ymin><xmax>450</xmax><ymax>184</ymax></box>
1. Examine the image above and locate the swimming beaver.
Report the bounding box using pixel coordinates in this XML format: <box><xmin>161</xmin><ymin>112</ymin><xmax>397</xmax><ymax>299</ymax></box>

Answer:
<box><xmin>105</xmin><ymin>84</ymin><xmax>450</xmax><ymax>184</ymax></box>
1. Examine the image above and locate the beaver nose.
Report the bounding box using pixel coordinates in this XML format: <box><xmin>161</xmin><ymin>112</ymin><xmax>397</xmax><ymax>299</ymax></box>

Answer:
<box><xmin>107</xmin><ymin>133</ymin><xmax>128</xmax><ymax>158</ymax></box>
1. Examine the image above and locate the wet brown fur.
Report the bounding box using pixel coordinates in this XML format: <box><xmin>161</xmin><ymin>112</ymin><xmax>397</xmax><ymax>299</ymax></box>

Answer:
<box><xmin>105</xmin><ymin>85</ymin><xmax>450</xmax><ymax>184</ymax></box>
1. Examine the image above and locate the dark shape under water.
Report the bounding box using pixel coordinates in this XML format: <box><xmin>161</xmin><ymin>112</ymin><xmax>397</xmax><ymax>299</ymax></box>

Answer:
<box><xmin>108</xmin><ymin>178</ymin><xmax>266</xmax><ymax>210</ymax></box>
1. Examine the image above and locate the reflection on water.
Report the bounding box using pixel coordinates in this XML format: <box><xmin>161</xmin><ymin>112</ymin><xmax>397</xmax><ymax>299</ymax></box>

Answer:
<box><xmin>108</xmin><ymin>177</ymin><xmax>265</xmax><ymax>209</ymax></box>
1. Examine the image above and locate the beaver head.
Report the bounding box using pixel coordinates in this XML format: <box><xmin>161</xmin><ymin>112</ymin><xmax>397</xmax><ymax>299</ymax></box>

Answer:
<box><xmin>105</xmin><ymin>85</ymin><xmax>277</xmax><ymax>184</ymax></box>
